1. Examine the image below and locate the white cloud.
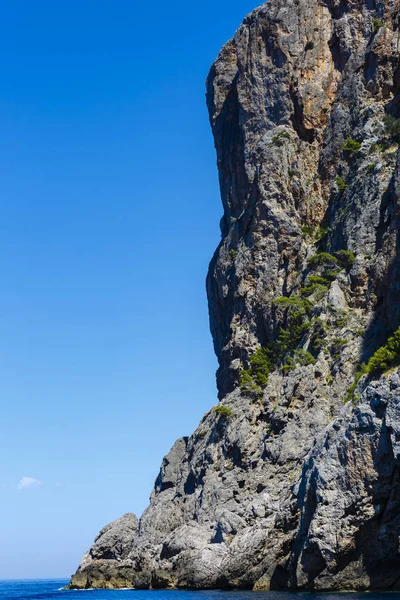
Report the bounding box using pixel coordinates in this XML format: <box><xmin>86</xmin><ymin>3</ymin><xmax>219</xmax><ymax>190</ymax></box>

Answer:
<box><xmin>17</xmin><ymin>476</ymin><xmax>42</xmax><ymax>490</ymax></box>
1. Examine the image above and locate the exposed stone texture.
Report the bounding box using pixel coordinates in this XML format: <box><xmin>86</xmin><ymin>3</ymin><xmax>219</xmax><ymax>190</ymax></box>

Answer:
<box><xmin>70</xmin><ymin>0</ymin><xmax>400</xmax><ymax>591</ymax></box>
<box><xmin>70</xmin><ymin>513</ymin><xmax>138</xmax><ymax>589</ymax></box>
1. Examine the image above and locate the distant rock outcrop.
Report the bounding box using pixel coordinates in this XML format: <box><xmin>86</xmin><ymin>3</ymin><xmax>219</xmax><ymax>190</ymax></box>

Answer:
<box><xmin>69</xmin><ymin>0</ymin><xmax>400</xmax><ymax>590</ymax></box>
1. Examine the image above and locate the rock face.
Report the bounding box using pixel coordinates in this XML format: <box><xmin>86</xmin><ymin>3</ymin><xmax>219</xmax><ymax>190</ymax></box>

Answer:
<box><xmin>70</xmin><ymin>0</ymin><xmax>400</xmax><ymax>591</ymax></box>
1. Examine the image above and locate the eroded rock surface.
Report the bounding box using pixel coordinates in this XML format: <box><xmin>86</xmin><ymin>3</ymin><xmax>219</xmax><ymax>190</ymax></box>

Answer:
<box><xmin>70</xmin><ymin>0</ymin><xmax>400</xmax><ymax>590</ymax></box>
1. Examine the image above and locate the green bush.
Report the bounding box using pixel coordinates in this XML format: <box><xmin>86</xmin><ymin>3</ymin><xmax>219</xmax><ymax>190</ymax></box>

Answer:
<box><xmin>335</xmin><ymin>315</ymin><xmax>348</xmax><ymax>327</ymax></box>
<box><xmin>214</xmin><ymin>405</ymin><xmax>233</xmax><ymax>417</ymax></box>
<box><xmin>241</xmin><ymin>295</ymin><xmax>315</xmax><ymax>384</ymax></box>
<box><xmin>274</xmin><ymin>296</ymin><xmax>311</xmax><ymax>311</ymax></box>
<box><xmin>297</xmin><ymin>349</ymin><xmax>316</xmax><ymax>365</ymax></box>
<box><xmin>272</xmin><ymin>131</ymin><xmax>291</xmax><ymax>146</ymax></box>
<box><xmin>307</xmin><ymin>275</ymin><xmax>331</xmax><ymax>286</ymax></box>
<box><xmin>301</xmin><ymin>225</ymin><xmax>314</xmax><ymax>238</ymax></box>
<box><xmin>229</xmin><ymin>249</ymin><xmax>237</xmax><ymax>260</ymax></box>
<box><xmin>325</xmin><ymin>268</ymin><xmax>342</xmax><ymax>280</ymax></box>
<box><xmin>240</xmin><ymin>346</ymin><xmax>275</xmax><ymax>393</ymax></box>
<box><xmin>278</xmin><ymin>320</ymin><xmax>311</xmax><ymax>352</ymax></box>
<box><xmin>282</xmin><ymin>349</ymin><xmax>316</xmax><ymax>373</ymax></box>
<box><xmin>311</xmin><ymin>318</ymin><xmax>327</xmax><ymax>352</ymax></box>
<box><xmin>372</xmin><ymin>17</ymin><xmax>384</xmax><ymax>31</ymax></box>
<box><xmin>273</xmin><ymin>295</ymin><xmax>313</xmax><ymax>363</ymax></box>
<box><xmin>300</xmin><ymin>283</ymin><xmax>329</xmax><ymax>300</ymax></box>
<box><xmin>368</xmin><ymin>328</ymin><xmax>400</xmax><ymax>373</ymax></box>
<box><xmin>314</xmin><ymin>226</ymin><xmax>331</xmax><ymax>242</ymax></box>
<box><xmin>384</xmin><ymin>114</ymin><xmax>400</xmax><ymax>140</ymax></box>
<box><xmin>276</xmin><ymin>297</ymin><xmax>312</xmax><ymax>354</ymax></box>
<box><xmin>344</xmin><ymin>327</ymin><xmax>400</xmax><ymax>403</ymax></box>
<box><xmin>301</xmin><ymin>225</ymin><xmax>331</xmax><ymax>242</ymax></box>
<box><xmin>367</xmin><ymin>163</ymin><xmax>376</xmax><ymax>174</ymax></box>
<box><xmin>369</xmin><ymin>141</ymin><xmax>391</xmax><ymax>154</ymax></box>
<box><xmin>378</xmin><ymin>140</ymin><xmax>391</xmax><ymax>152</ymax></box>
<box><xmin>248</xmin><ymin>346</ymin><xmax>275</xmax><ymax>386</ymax></box>
<box><xmin>239</xmin><ymin>370</ymin><xmax>263</xmax><ymax>396</ymax></box>
<box><xmin>336</xmin><ymin>175</ymin><xmax>348</xmax><ymax>192</ymax></box>
<box><xmin>343</xmin><ymin>364</ymin><xmax>368</xmax><ymax>404</ymax></box>
<box><xmin>336</xmin><ymin>249</ymin><xmax>355</xmax><ymax>268</ymax></box>
<box><xmin>330</xmin><ymin>337</ymin><xmax>348</xmax><ymax>354</ymax></box>
<box><xmin>307</xmin><ymin>252</ymin><xmax>339</xmax><ymax>269</ymax></box>
<box><xmin>342</xmin><ymin>138</ymin><xmax>362</xmax><ymax>153</ymax></box>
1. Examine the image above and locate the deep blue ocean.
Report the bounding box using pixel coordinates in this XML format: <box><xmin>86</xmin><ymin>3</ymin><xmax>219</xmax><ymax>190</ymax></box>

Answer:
<box><xmin>3</xmin><ymin>581</ymin><xmax>400</xmax><ymax>600</ymax></box>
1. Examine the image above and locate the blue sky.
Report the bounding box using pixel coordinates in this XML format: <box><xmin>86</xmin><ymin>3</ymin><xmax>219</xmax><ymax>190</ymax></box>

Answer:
<box><xmin>0</xmin><ymin>0</ymin><xmax>257</xmax><ymax>580</ymax></box>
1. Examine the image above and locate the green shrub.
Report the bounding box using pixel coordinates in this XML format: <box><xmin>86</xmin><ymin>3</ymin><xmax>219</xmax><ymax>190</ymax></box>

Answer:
<box><xmin>265</xmin><ymin>295</ymin><xmax>314</xmax><ymax>372</ymax></box>
<box><xmin>307</xmin><ymin>275</ymin><xmax>331</xmax><ymax>286</ymax></box>
<box><xmin>240</xmin><ymin>346</ymin><xmax>275</xmax><ymax>393</ymax></box>
<box><xmin>249</xmin><ymin>346</ymin><xmax>275</xmax><ymax>386</ymax></box>
<box><xmin>344</xmin><ymin>327</ymin><xmax>400</xmax><ymax>403</ymax></box>
<box><xmin>336</xmin><ymin>249</ymin><xmax>355</xmax><ymax>268</ymax></box>
<box><xmin>301</xmin><ymin>225</ymin><xmax>314</xmax><ymax>238</ymax></box>
<box><xmin>278</xmin><ymin>319</ymin><xmax>311</xmax><ymax>352</ymax></box>
<box><xmin>343</xmin><ymin>364</ymin><xmax>368</xmax><ymax>404</ymax></box>
<box><xmin>335</xmin><ymin>315</ymin><xmax>348</xmax><ymax>327</ymax></box>
<box><xmin>336</xmin><ymin>175</ymin><xmax>348</xmax><ymax>192</ymax></box>
<box><xmin>300</xmin><ymin>283</ymin><xmax>329</xmax><ymax>300</ymax></box>
<box><xmin>368</xmin><ymin>141</ymin><xmax>391</xmax><ymax>154</ymax></box>
<box><xmin>241</xmin><ymin>287</ymin><xmax>329</xmax><ymax>383</ymax></box>
<box><xmin>239</xmin><ymin>370</ymin><xmax>263</xmax><ymax>396</ymax></box>
<box><xmin>272</xmin><ymin>131</ymin><xmax>291</xmax><ymax>146</ymax></box>
<box><xmin>384</xmin><ymin>114</ymin><xmax>400</xmax><ymax>140</ymax></box>
<box><xmin>276</xmin><ymin>296</ymin><xmax>312</xmax><ymax>356</ymax></box>
<box><xmin>301</xmin><ymin>225</ymin><xmax>331</xmax><ymax>242</ymax></box>
<box><xmin>282</xmin><ymin>350</ymin><xmax>316</xmax><ymax>373</ymax></box>
<box><xmin>368</xmin><ymin>328</ymin><xmax>400</xmax><ymax>373</ymax></box>
<box><xmin>214</xmin><ymin>405</ymin><xmax>233</xmax><ymax>417</ymax></box>
<box><xmin>239</xmin><ymin>369</ymin><xmax>253</xmax><ymax>387</ymax></box>
<box><xmin>330</xmin><ymin>337</ymin><xmax>348</xmax><ymax>354</ymax></box>
<box><xmin>372</xmin><ymin>17</ymin><xmax>384</xmax><ymax>31</ymax></box>
<box><xmin>325</xmin><ymin>268</ymin><xmax>342</xmax><ymax>280</ymax></box>
<box><xmin>342</xmin><ymin>138</ymin><xmax>362</xmax><ymax>153</ymax></box>
<box><xmin>367</xmin><ymin>163</ymin><xmax>376</xmax><ymax>174</ymax></box>
<box><xmin>315</xmin><ymin>226</ymin><xmax>331</xmax><ymax>242</ymax></box>
<box><xmin>288</xmin><ymin>169</ymin><xmax>299</xmax><ymax>178</ymax></box>
<box><xmin>307</xmin><ymin>252</ymin><xmax>339</xmax><ymax>269</ymax></box>
<box><xmin>377</xmin><ymin>140</ymin><xmax>391</xmax><ymax>152</ymax></box>
<box><xmin>311</xmin><ymin>318</ymin><xmax>327</xmax><ymax>352</ymax></box>
<box><xmin>274</xmin><ymin>296</ymin><xmax>310</xmax><ymax>310</ymax></box>
<box><xmin>229</xmin><ymin>249</ymin><xmax>237</xmax><ymax>260</ymax></box>
<box><xmin>296</xmin><ymin>349</ymin><xmax>316</xmax><ymax>365</ymax></box>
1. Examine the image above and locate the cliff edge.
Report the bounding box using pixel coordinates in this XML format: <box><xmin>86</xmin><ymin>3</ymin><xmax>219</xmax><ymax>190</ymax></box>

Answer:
<box><xmin>69</xmin><ymin>0</ymin><xmax>400</xmax><ymax>590</ymax></box>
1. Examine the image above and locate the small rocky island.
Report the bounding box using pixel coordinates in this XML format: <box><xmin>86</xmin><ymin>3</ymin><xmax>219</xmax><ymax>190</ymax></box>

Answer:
<box><xmin>69</xmin><ymin>0</ymin><xmax>400</xmax><ymax>590</ymax></box>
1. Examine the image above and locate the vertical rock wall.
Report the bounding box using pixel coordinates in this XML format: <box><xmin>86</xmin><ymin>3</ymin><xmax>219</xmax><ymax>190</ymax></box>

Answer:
<box><xmin>69</xmin><ymin>0</ymin><xmax>400</xmax><ymax>590</ymax></box>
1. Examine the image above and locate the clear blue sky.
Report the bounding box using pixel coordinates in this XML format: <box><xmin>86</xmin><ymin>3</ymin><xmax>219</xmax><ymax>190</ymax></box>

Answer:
<box><xmin>0</xmin><ymin>0</ymin><xmax>257</xmax><ymax>580</ymax></box>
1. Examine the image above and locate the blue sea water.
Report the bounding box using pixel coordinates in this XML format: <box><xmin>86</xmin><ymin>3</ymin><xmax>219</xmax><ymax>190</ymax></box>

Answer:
<box><xmin>3</xmin><ymin>581</ymin><xmax>400</xmax><ymax>600</ymax></box>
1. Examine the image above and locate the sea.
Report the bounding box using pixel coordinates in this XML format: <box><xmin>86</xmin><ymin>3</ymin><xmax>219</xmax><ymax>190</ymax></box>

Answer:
<box><xmin>2</xmin><ymin>581</ymin><xmax>400</xmax><ymax>600</ymax></box>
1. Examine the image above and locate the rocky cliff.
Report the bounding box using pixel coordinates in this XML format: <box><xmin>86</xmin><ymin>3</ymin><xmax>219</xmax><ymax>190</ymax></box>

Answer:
<box><xmin>69</xmin><ymin>0</ymin><xmax>400</xmax><ymax>590</ymax></box>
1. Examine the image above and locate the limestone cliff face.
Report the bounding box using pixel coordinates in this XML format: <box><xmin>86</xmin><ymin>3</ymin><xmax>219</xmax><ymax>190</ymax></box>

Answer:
<box><xmin>70</xmin><ymin>0</ymin><xmax>400</xmax><ymax>590</ymax></box>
